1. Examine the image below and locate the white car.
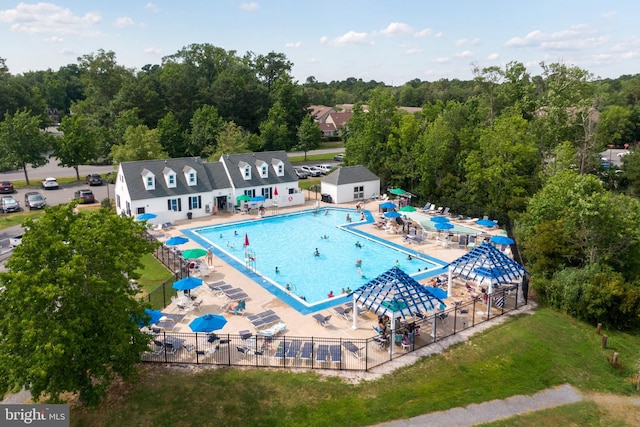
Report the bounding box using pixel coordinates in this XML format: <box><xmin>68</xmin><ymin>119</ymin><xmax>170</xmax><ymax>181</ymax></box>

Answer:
<box><xmin>300</xmin><ymin>166</ymin><xmax>322</xmax><ymax>177</ymax></box>
<box><xmin>41</xmin><ymin>177</ymin><xmax>59</xmax><ymax>190</ymax></box>
<box><xmin>315</xmin><ymin>164</ymin><xmax>333</xmax><ymax>174</ymax></box>
<box><xmin>617</xmin><ymin>151</ymin><xmax>630</xmax><ymax>157</ymax></box>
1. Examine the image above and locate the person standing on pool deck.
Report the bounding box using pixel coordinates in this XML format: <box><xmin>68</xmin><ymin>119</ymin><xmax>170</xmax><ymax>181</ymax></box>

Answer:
<box><xmin>207</xmin><ymin>248</ymin><xmax>214</xmax><ymax>265</ymax></box>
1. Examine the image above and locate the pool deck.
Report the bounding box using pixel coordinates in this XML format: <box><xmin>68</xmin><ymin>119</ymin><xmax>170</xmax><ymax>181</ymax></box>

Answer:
<box><xmin>152</xmin><ymin>200</ymin><xmax>509</xmax><ymax>340</ymax></box>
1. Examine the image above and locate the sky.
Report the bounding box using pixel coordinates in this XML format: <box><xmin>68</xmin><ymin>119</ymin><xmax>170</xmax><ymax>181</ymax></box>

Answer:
<box><xmin>1</xmin><ymin>1</ymin><xmax>640</xmax><ymax>85</ymax></box>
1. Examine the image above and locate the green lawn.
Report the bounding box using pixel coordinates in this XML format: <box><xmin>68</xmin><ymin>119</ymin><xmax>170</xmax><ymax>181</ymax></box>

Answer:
<box><xmin>70</xmin><ymin>308</ymin><xmax>640</xmax><ymax>426</ymax></box>
<box><xmin>135</xmin><ymin>253</ymin><xmax>174</xmax><ymax>295</ymax></box>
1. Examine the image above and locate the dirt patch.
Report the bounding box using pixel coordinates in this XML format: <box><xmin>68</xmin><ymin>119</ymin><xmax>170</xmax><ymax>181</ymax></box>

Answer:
<box><xmin>585</xmin><ymin>392</ymin><xmax>640</xmax><ymax>426</ymax></box>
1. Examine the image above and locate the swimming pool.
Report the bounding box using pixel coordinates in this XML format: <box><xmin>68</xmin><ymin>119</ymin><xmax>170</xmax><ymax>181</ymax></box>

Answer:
<box><xmin>188</xmin><ymin>208</ymin><xmax>444</xmax><ymax>312</ymax></box>
<box><xmin>404</xmin><ymin>212</ymin><xmax>481</xmax><ymax>235</ymax></box>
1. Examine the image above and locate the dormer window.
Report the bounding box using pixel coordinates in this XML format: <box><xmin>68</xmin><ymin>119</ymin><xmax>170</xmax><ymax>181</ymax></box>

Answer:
<box><xmin>141</xmin><ymin>168</ymin><xmax>155</xmax><ymax>190</ymax></box>
<box><xmin>163</xmin><ymin>167</ymin><xmax>177</xmax><ymax>188</ymax></box>
<box><xmin>183</xmin><ymin>166</ymin><xmax>197</xmax><ymax>187</ymax></box>
<box><xmin>239</xmin><ymin>161</ymin><xmax>251</xmax><ymax>181</ymax></box>
<box><xmin>271</xmin><ymin>158</ymin><xmax>285</xmax><ymax>177</ymax></box>
<box><xmin>255</xmin><ymin>160</ymin><xmax>268</xmax><ymax>178</ymax></box>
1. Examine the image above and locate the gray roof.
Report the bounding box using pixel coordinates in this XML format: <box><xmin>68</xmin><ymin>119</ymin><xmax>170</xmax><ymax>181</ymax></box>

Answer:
<box><xmin>219</xmin><ymin>151</ymin><xmax>297</xmax><ymax>189</ymax></box>
<box><xmin>323</xmin><ymin>165</ymin><xmax>379</xmax><ymax>185</ymax></box>
<box><xmin>120</xmin><ymin>157</ymin><xmax>231</xmax><ymax>201</ymax></box>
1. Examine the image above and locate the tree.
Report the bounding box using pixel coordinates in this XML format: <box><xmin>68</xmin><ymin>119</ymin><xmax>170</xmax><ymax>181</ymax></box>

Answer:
<box><xmin>55</xmin><ymin>114</ymin><xmax>99</xmax><ymax>180</ymax></box>
<box><xmin>110</xmin><ymin>125</ymin><xmax>168</xmax><ymax>163</ymax></box>
<box><xmin>0</xmin><ymin>109</ymin><xmax>51</xmax><ymax>184</ymax></box>
<box><xmin>206</xmin><ymin>121</ymin><xmax>250</xmax><ymax>161</ymax></box>
<box><xmin>259</xmin><ymin>102</ymin><xmax>289</xmax><ymax>151</ymax></box>
<box><xmin>253</xmin><ymin>51</ymin><xmax>293</xmax><ymax>94</ymax></box>
<box><xmin>157</xmin><ymin>111</ymin><xmax>187</xmax><ymax>158</ymax></box>
<box><xmin>296</xmin><ymin>114</ymin><xmax>321</xmax><ymax>160</ymax></box>
<box><xmin>188</xmin><ymin>105</ymin><xmax>223</xmax><ymax>157</ymax></box>
<box><xmin>0</xmin><ymin>205</ymin><xmax>158</xmax><ymax>406</ymax></box>
<box><xmin>596</xmin><ymin>105</ymin><xmax>633</xmax><ymax>147</ymax></box>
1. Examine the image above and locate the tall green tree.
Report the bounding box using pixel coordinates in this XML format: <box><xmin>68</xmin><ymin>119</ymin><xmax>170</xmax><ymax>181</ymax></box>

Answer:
<box><xmin>0</xmin><ymin>205</ymin><xmax>157</xmax><ymax>406</ymax></box>
<box><xmin>296</xmin><ymin>114</ymin><xmax>321</xmax><ymax>160</ymax></box>
<box><xmin>259</xmin><ymin>102</ymin><xmax>289</xmax><ymax>151</ymax></box>
<box><xmin>596</xmin><ymin>105</ymin><xmax>633</xmax><ymax>147</ymax></box>
<box><xmin>157</xmin><ymin>111</ymin><xmax>187</xmax><ymax>158</ymax></box>
<box><xmin>206</xmin><ymin>121</ymin><xmax>251</xmax><ymax>161</ymax></box>
<box><xmin>0</xmin><ymin>109</ymin><xmax>51</xmax><ymax>184</ymax></box>
<box><xmin>54</xmin><ymin>113</ymin><xmax>99</xmax><ymax>181</ymax></box>
<box><xmin>189</xmin><ymin>105</ymin><xmax>224</xmax><ymax>157</ymax></box>
<box><xmin>110</xmin><ymin>125</ymin><xmax>167</xmax><ymax>163</ymax></box>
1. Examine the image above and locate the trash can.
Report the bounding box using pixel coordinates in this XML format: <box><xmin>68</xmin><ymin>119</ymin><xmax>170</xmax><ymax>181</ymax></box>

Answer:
<box><xmin>187</xmin><ymin>212</ymin><xmax>193</xmax><ymax>220</ymax></box>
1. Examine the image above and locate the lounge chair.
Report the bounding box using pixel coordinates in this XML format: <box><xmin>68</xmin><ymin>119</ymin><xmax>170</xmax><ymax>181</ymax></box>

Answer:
<box><xmin>372</xmin><ymin>335</ymin><xmax>388</xmax><ymax>350</ymax></box>
<box><xmin>441</xmin><ymin>207</ymin><xmax>450</xmax><ymax>216</ymax></box>
<box><xmin>312</xmin><ymin>313</ymin><xmax>332</xmax><ymax>327</ymax></box>
<box><xmin>342</xmin><ymin>341</ymin><xmax>365</xmax><ymax>360</ymax></box>
<box><xmin>233</xmin><ymin>300</ymin><xmax>246</xmax><ymax>316</ymax></box>
<box><xmin>333</xmin><ymin>305</ymin><xmax>352</xmax><ymax>321</ymax></box>
<box><xmin>329</xmin><ymin>345</ymin><xmax>342</xmax><ymax>364</ymax></box>
<box><xmin>257</xmin><ymin>322</ymin><xmax>287</xmax><ymax>337</ymax></box>
<box><xmin>315</xmin><ymin>344</ymin><xmax>329</xmax><ymax>362</ymax></box>
<box><xmin>236</xmin><ymin>345</ymin><xmax>263</xmax><ymax>361</ymax></box>
<box><xmin>286</xmin><ymin>340</ymin><xmax>302</xmax><ymax>359</ymax></box>
<box><xmin>206</xmin><ymin>280</ymin><xmax>227</xmax><ymax>294</ymax></box>
<box><xmin>273</xmin><ymin>341</ymin><xmax>289</xmax><ymax>360</ymax></box>
<box><xmin>299</xmin><ymin>342</ymin><xmax>314</xmax><ymax>361</ymax></box>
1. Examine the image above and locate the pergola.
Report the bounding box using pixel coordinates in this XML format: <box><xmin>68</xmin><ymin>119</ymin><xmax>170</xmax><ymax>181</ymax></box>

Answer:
<box><xmin>351</xmin><ymin>266</ymin><xmax>444</xmax><ymax>354</ymax></box>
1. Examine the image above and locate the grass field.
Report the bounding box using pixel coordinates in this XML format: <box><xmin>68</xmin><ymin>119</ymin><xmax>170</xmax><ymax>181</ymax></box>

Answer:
<box><xmin>70</xmin><ymin>308</ymin><xmax>640</xmax><ymax>426</ymax></box>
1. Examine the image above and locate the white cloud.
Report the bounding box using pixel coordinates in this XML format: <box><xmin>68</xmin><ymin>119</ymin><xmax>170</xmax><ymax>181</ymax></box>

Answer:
<box><xmin>320</xmin><ymin>36</ymin><xmax>328</xmax><ymax>44</ymax></box>
<box><xmin>144</xmin><ymin>47</ymin><xmax>162</xmax><ymax>55</ymax></box>
<box><xmin>114</xmin><ymin>16</ymin><xmax>136</xmax><ymax>28</ymax></box>
<box><xmin>435</xmin><ymin>57</ymin><xmax>449</xmax><ymax>63</ymax></box>
<box><xmin>0</xmin><ymin>3</ymin><xmax>101</xmax><ymax>35</ymax></box>
<box><xmin>241</xmin><ymin>2</ymin><xmax>259</xmax><ymax>11</ymax></box>
<box><xmin>455</xmin><ymin>38</ymin><xmax>468</xmax><ymax>47</ymax></box>
<box><xmin>454</xmin><ymin>50</ymin><xmax>473</xmax><ymax>58</ymax></box>
<box><xmin>307</xmin><ymin>57</ymin><xmax>318</xmax><ymax>64</ymax></box>
<box><xmin>414</xmin><ymin>28</ymin><xmax>432</xmax><ymax>38</ymax></box>
<box><xmin>434</xmin><ymin>32</ymin><xmax>444</xmax><ymax>39</ymax></box>
<box><xmin>380</xmin><ymin>22</ymin><xmax>413</xmax><ymax>37</ymax></box>
<box><xmin>59</xmin><ymin>47</ymin><xmax>74</xmax><ymax>55</ymax></box>
<box><xmin>285</xmin><ymin>41</ymin><xmax>302</xmax><ymax>48</ymax></box>
<box><xmin>487</xmin><ymin>52</ymin><xmax>499</xmax><ymax>60</ymax></box>
<box><xmin>602</xmin><ymin>10</ymin><xmax>616</xmax><ymax>19</ymax></box>
<box><xmin>404</xmin><ymin>46</ymin><xmax>422</xmax><ymax>54</ymax></box>
<box><xmin>505</xmin><ymin>24</ymin><xmax>603</xmax><ymax>51</ymax></box>
<box><xmin>46</xmin><ymin>36</ymin><xmax>63</xmax><ymax>43</ymax></box>
<box><xmin>145</xmin><ymin>3</ymin><xmax>159</xmax><ymax>13</ymax></box>
<box><xmin>332</xmin><ymin>31</ymin><xmax>371</xmax><ymax>46</ymax></box>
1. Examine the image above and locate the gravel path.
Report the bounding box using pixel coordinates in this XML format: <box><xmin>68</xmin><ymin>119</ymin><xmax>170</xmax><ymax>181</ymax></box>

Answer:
<box><xmin>373</xmin><ymin>384</ymin><xmax>582</xmax><ymax>427</ymax></box>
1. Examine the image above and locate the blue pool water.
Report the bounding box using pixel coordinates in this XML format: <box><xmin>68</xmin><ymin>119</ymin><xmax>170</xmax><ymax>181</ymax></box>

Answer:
<box><xmin>405</xmin><ymin>212</ymin><xmax>482</xmax><ymax>235</ymax></box>
<box><xmin>190</xmin><ymin>209</ymin><xmax>441</xmax><ymax>309</ymax></box>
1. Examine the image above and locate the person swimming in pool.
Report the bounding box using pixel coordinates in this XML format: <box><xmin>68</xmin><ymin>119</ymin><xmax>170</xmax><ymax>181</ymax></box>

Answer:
<box><xmin>314</xmin><ymin>248</ymin><xmax>320</xmax><ymax>257</ymax></box>
<box><xmin>355</xmin><ymin>241</ymin><xmax>362</xmax><ymax>248</ymax></box>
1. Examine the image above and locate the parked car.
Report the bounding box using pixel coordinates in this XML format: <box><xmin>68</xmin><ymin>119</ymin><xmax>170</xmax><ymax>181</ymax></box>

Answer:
<box><xmin>9</xmin><ymin>235</ymin><xmax>22</xmax><ymax>248</ymax></box>
<box><xmin>41</xmin><ymin>177</ymin><xmax>59</xmax><ymax>189</ymax></box>
<box><xmin>0</xmin><ymin>181</ymin><xmax>14</xmax><ymax>194</ymax></box>
<box><xmin>617</xmin><ymin>151</ymin><xmax>630</xmax><ymax>157</ymax></box>
<box><xmin>333</xmin><ymin>154</ymin><xmax>345</xmax><ymax>161</ymax></box>
<box><xmin>86</xmin><ymin>173</ymin><xmax>103</xmax><ymax>186</ymax></box>
<box><xmin>24</xmin><ymin>191</ymin><xmax>46</xmax><ymax>210</ymax></box>
<box><xmin>293</xmin><ymin>168</ymin><xmax>309</xmax><ymax>179</ymax></box>
<box><xmin>300</xmin><ymin>165</ymin><xmax>323</xmax><ymax>177</ymax></box>
<box><xmin>74</xmin><ymin>189</ymin><xmax>95</xmax><ymax>204</ymax></box>
<box><xmin>0</xmin><ymin>195</ymin><xmax>20</xmax><ymax>213</ymax></box>
<box><xmin>316</xmin><ymin>164</ymin><xmax>333</xmax><ymax>174</ymax></box>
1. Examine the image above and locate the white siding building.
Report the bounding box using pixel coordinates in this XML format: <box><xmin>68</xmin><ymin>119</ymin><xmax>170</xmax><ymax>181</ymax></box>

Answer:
<box><xmin>320</xmin><ymin>165</ymin><xmax>380</xmax><ymax>204</ymax></box>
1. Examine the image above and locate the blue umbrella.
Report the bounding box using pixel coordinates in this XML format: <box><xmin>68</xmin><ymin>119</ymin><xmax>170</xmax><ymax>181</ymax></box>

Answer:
<box><xmin>165</xmin><ymin>236</ymin><xmax>189</xmax><ymax>246</ymax></box>
<box><xmin>476</xmin><ymin>219</ymin><xmax>496</xmax><ymax>227</ymax></box>
<box><xmin>189</xmin><ymin>314</ymin><xmax>227</xmax><ymax>332</ymax></box>
<box><xmin>424</xmin><ymin>286</ymin><xmax>448</xmax><ymax>300</ymax></box>
<box><xmin>136</xmin><ymin>308</ymin><xmax>163</xmax><ymax>327</ymax></box>
<box><xmin>434</xmin><ymin>222</ymin><xmax>454</xmax><ymax>231</ymax></box>
<box><xmin>384</xmin><ymin>211</ymin><xmax>402</xmax><ymax>218</ymax></box>
<box><xmin>490</xmin><ymin>235</ymin><xmax>514</xmax><ymax>245</ymax></box>
<box><xmin>430</xmin><ymin>216</ymin><xmax>450</xmax><ymax>223</ymax></box>
<box><xmin>172</xmin><ymin>276</ymin><xmax>203</xmax><ymax>291</ymax></box>
<box><xmin>136</xmin><ymin>212</ymin><xmax>157</xmax><ymax>221</ymax></box>
<box><xmin>380</xmin><ymin>201</ymin><xmax>397</xmax><ymax>210</ymax></box>
<box><xmin>250</xmin><ymin>195</ymin><xmax>266</xmax><ymax>202</ymax></box>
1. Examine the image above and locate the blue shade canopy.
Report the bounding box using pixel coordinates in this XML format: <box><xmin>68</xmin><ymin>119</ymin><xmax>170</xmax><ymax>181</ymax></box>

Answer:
<box><xmin>352</xmin><ymin>266</ymin><xmax>445</xmax><ymax>319</ymax></box>
<box><xmin>189</xmin><ymin>314</ymin><xmax>227</xmax><ymax>332</ymax></box>
<box><xmin>434</xmin><ymin>222</ymin><xmax>454</xmax><ymax>231</ymax></box>
<box><xmin>490</xmin><ymin>235</ymin><xmax>514</xmax><ymax>245</ymax></box>
<box><xmin>172</xmin><ymin>276</ymin><xmax>203</xmax><ymax>291</ymax></box>
<box><xmin>380</xmin><ymin>202</ymin><xmax>397</xmax><ymax>209</ymax></box>
<box><xmin>384</xmin><ymin>211</ymin><xmax>402</xmax><ymax>218</ymax></box>
<box><xmin>250</xmin><ymin>195</ymin><xmax>266</xmax><ymax>202</ymax></box>
<box><xmin>430</xmin><ymin>216</ymin><xmax>450</xmax><ymax>223</ymax></box>
<box><xmin>136</xmin><ymin>213</ymin><xmax>157</xmax><ymax>221</ymax></box>
<box><xmin>165</xmin><ymin>236</ymin><xmax>189</xmax><ymax>246</ymax></box>
<box><xmin>448</xmin><ymin>243</ymin><xmax>527</xmax><ymax>286</ymax></box>
<box><xmin>476</xmin><ymin>219</ymin><xmax>496</xmax><ymax>227</ymax></box>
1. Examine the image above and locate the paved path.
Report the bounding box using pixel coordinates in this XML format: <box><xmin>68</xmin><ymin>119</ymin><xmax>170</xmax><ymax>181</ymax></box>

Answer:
<box><xmin>374</xmin><ymin>384</ymin><xmax>582</xmax><ymax>427</ymax></box>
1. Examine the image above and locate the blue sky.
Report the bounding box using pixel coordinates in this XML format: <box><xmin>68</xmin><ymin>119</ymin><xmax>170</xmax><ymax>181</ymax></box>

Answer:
<box><xmin>1</xmin><ymin>1</ymin><xmax>639</xmax><ymax>85</ymax></box>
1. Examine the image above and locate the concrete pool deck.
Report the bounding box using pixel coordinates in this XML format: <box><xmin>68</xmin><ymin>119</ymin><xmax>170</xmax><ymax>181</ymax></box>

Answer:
<box><xmin>154</xmin><ymin>199</ymin><xmax>510</xmax><ymax>340</ymax></box>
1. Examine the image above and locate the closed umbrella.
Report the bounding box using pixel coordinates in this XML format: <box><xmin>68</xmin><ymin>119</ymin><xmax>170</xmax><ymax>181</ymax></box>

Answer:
<box><xmin>182</xmin><ymin>248</ymin><xmax>208</xmax><ymax>259</ymax></box>
<box><xmin>136</xmin><ymin>213</ymin><xmax>157</xmax><ymax>221</ymax></box>
<box><xmin>384</xmin><ymin>211</ymin><xmax>402</xmax><ymax>219</ymax></box>
<box><xmin>189</xmin><ymin>314</ymin><xmax>227</xmax><ymax>333</ymax></box>
<box><xmin>430</xmin><ymin>216</ymin><xmax>450</xmax><ymax>223</ymax></box>
<box><xmin>172</xmin><ymin>277</ymin><xmax>203</xmax><ymax>291</ymax></box>
<box><xmin>490</xmin><ymin>235</ymin><xmax>514</xmax><ymax>245</ymax></box>
<box><xmin>476</xmin><ymin>219</ymin><xmax>496</xmax><ymax>227</ymax></box>
<box><xmin>434</xmin><ymin>222</ymin><xmax>454</xmax><ymax>231</ymax></box>
<box><xmin>243</xmin><ymin>233</ymin><xmax>249</xmax><ymax>247</ymax></box>
<box><xmin>399</xmin><ymin>205</ymin><xmax>416</xmax><ymax>212</ymax></box>
<box><xmin>166</xmin><ymin>236</ymin><xmax>189</xmax><ymax>246</ymax></box>
<box><xmin>424</xmin><ymin>286</ymin><xmax>448</xmax><ymax>300</ymax></box>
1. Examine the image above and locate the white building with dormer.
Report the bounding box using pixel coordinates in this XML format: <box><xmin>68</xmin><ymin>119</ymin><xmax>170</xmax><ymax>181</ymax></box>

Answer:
<box><xmin>113</xmin><ymin>151</ymin><xmax>304</xmax><ymax>224</ymax></box>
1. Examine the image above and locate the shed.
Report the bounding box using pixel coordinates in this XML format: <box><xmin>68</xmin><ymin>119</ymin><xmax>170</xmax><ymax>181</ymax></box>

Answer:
<box><xmin>320</xmin><ymin>165</ymin><xmax>380</xmax><ymax>204</ymax></box>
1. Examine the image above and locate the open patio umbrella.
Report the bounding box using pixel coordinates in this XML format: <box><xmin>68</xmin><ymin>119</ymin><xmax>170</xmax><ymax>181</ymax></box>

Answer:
<box><xmin>136</xmin><ymin>212</ymin><xmax>157</xmax><ymax>221</ymax></box>
<box><xmin>243</xmin><ymin>233</ymin><xmax>249</xmax><ymax>247</ymax></box>
<box><xmin>384</xmin><ymin>211</ymin><xmax>402</xmax><ymax>219</ymax></box>
<box><xmin>236</xmin><ymin>194</ymin><xmax>251</xmax><ymax>202</ymax></box>
<box><xmin>136</xmin><ymin>308</ymin><xmax>163</xmax><ymax>327</ymax></box>
<box><xmin>182</xmin><ymin>248</ymin><xmax>208</xmax><ymax>259</ymax></box>
<box><xmin>434</xmin><ymin>222</ymin><xmax>454</xmax><ymax>231</ymax></box>
<box><xmin>250</xmin><ymin>195</ymin><xmax>266</xmax><ymax>202</ymax></box>
<box><xmin>399</xmin><ymin>205</ymin><xmax>416</xmax><ymax>212</ymax></box>
<box><xmin>172</xmin><ymin>276</ymin><xmax>203</xmax><ymax>291</ymax></box>
<box><xmin>165</xmin><ymin>236</ymin><xmax>189</xmax><ymax>246</ymax></box>
<box><xmin>476</xmin><ymin>219</ymin><xmax>496</xmax><ymax>227</ymax></box>
<box><xmin>189</xmin><ymin>314</ymin><xmax>227</xmax><ymax>333</ymax></box>
<box><xmin>423</xmin><ymin>286</ymin><xmax>448</xmax><ymax>300</ymax></box>
<box><xmin>430</xmin><ymin>216</ymin><xmax>450</xmax><ymax>223</ymax></box>
<box><xmin>390</xmin><ymin>188</ymin><xmax>406</xmax><ymax>196</ymax></box>
<box><xmin>490</xmin><ymin>235</ymin><xmax>514</xmax><ymax>245</ymax></box>
<box><xmin>380</xmin><ymin>201</ymin><xmax>397</xmax><ymax>210</ymax></box>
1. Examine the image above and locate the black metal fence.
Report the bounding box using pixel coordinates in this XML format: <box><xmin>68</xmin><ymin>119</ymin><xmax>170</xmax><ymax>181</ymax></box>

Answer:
<box><xmin>144</xmin><ymin>231</ymin><xmax>189</xmax><ymax>309</ymax></box>
<box><xmin>141</xmin><ymin>287</ymin><xmax>525</xmax><ymax>371</ymax></box>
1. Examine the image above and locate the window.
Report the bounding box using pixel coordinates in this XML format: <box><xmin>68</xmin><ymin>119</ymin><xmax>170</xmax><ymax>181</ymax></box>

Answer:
<box><xmin>146</xmin><ymin>176</ymin><xmax>153</xmax><ymax>187</ymax></box>
<box><xmin>189</xmin><ymin>196</ymin><xmax>201</xmax><ymax>210</ymax></box>
<box><xmin>167</xmin><ymin>198</ymin><xmax>182</xmax><ymax>212</ymax></box>
<box><xmin>278</xmin><ymin>164</ymin><xmax>283</xmax><ymax>175</ymax></box>
<box><xmin>168</xmin><ymin>175</ymin><xmax>175</xmax><ymax>185</ymax></box>
<box><xmin>244</xmin><ymin>166</ymin><xmax>251</xmax><ymax>179</ymax></box>
<box><xmin>116</xmin><ymin>195</ymin><xmax>120</xmax><ymax>208</ymax></box>
<box><xmin>136</xmin><ymin>207</ymin><xmax>145</xmax><ymax>214</ymax></box>
<box><xmin>188</xmin><ymin>172</ymin><xmax>195</xmax><ymax>184</ymax></box>
<box><xmin>353</xmin><ymin>185</ymin><xmax>364</xmax><ymax>200</ymax></box>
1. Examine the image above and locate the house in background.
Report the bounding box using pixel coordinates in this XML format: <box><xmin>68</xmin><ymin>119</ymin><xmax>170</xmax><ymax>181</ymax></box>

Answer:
<box><xmin>320</xmin><ymin>165</ymin><xmax>380</xmax><ymax>204</ymax></box>
<box><xmin>114</xmin><ymin>151</ymin><xmax>303</xmax><ymax>224</ymax></box>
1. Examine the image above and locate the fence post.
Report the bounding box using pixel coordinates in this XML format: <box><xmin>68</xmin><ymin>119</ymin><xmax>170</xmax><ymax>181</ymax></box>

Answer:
<box><xmin>601</xmin><ymin>335</ymin><xmax>608</xmax><ymax>349</ymax></box>
<box><xmin>596</xmin><ymin>323</ymin><xmax>602</xmax><ymax>335</ymax></box>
